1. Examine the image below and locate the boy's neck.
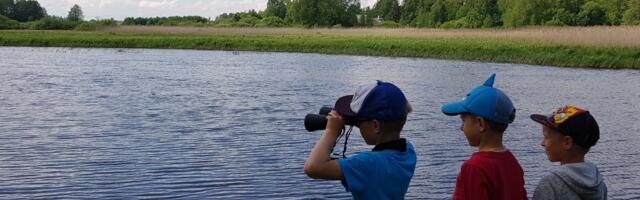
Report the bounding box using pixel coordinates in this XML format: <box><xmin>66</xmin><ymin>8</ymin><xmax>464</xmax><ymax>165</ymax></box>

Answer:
<box><xmin>478</xmin><ymin>130</ymin><xmax>506</xmax><ymax>152</ymax></box>
<box><xmin>376</xmin><ymin>132</ymin><xmax>401</xmax><ymax>145</ymax></box>
<box><xmin>560</xmin><ymin>151</ymin><xmax>586</xmax><ymax>165</ymax></box>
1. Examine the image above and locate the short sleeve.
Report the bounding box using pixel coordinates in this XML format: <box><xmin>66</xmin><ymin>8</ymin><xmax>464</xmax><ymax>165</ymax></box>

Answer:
<box><xmin>337</xmin><ymin>153</ymin><xmax>374</xmax><ymax>192</ymax></box>
<box><xmin>452</xmin><ymin>163</ymin><xmax>490</xmax><ymax>200</ymax></box>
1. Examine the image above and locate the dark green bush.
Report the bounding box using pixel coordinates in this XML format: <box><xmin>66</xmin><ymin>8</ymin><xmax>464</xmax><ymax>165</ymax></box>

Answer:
<box><xmin>74</xmin><ymin>22</ymin><xmax>97</xmax><ymax>31</ymax></box>
<box><xmin>91</xmin><ymin>18</ymin><xmax>117</xmax><ymax>26</ymax></box>
<box><xmin>440</xmin><ymin>18</ymin><xmax>468</xmax><ymax>29</ymax></box>
<box><xmin>31</xmin><ymin>16</ymin><xmax>81</xmax><ymax>30</ymax></box>
<box><xmin>256</xmin><ymin>16</ymin><xmax>286</xmax><ymax>27</ymax></box>
<box><xmin>0</xmin><ymin>14</ymin><xmax>20</xmax><ymax>29</ymax></box>
<box><xmin>374</xmin><ymin>21</ymin><xmax>401</xmax><ymax>28</ymax></box>
<box><xmin>623</xmin><ymin>0</ymin><xmax>640</xmax><ymax>25</ymax></box>
<box><xmin>239</xmin><ymin>16</ymin><xmax>259</xmax><ymax>26</ymax></box>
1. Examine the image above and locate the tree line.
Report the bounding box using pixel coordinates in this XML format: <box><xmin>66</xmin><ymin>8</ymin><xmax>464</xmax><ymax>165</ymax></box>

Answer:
<box><xmin>216</xmin><ymin>0</ymin><xmax>640</xmax><ymax>28</ymax></box>
<box><xmin>1</xmin><ymin>0</ymin><xmax>116</xmax><ymax>30</ymax></box>
<box><xmin>2</xmin><ymin>0</ymin><xmax>640</xmax><ymax>30</ymax></box>
<box><xmin>213</xmin><ymin>0</ymin><xmax>364</xmax><ymax>27</ymax></box>
<box><xmin>0</xmin><ymin>0</ymin><xmax>83</xmax><ymax>22</ymax></box>
<box><xmin>122</xmin><ymin>16</ymin><xmax>209</xmax><ymax>26</ymax></box>
<box><xmin>377</xmin><ymin>0</ymin><xmax>640</xmax><ymax>28</ymax></box>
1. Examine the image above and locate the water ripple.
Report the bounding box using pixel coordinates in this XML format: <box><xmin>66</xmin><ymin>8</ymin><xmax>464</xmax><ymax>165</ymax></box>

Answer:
<box><xmin>0</xmin><ymin>47</ymin><xmax>638</xmax><ymax>199</ymax></box>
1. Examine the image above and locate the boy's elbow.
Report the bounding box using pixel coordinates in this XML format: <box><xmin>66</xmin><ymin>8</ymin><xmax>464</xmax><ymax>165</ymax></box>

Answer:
<box><xmin>303</xmin><ymin>162</ymin><xmax>320</xmax><ymax>179</ymax></box>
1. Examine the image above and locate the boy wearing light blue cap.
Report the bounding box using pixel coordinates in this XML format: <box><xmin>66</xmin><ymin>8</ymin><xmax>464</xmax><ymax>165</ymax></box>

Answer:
<box><xmin>441</xmin><ymin>74</ymin><xmax>527</xmax><ymax>200</ymax></box>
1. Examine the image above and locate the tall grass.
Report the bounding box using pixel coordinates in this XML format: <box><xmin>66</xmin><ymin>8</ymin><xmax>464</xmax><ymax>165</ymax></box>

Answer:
<box><xmin>0</xmin><ymin>29</ymin><xmax>638</xmax><ymax>69</ymax></box>
<box><xmin>106</xmin><ymin>26</ymin><xmax>640</xmax><ymax>48</ymax></box>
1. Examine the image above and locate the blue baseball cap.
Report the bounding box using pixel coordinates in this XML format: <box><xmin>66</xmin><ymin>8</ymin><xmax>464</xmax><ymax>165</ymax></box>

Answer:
<box><xmin>335</xmin><ymin>81</ymin><xmax>408</xmax><ymax>121</ymax></box>
<box><xmin>441</xmin><ymin>74</ymin><xmax>516</xmax><ymax>124</ymax></box>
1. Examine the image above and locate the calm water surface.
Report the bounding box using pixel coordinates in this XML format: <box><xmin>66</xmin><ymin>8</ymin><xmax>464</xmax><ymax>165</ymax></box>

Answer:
<box><xmin>0</xmin><ymin>47</ymin><xmax>639</xmax><ymax>199</ymax></box>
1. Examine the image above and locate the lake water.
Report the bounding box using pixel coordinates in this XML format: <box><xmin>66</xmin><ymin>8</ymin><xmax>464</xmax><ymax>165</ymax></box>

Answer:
<box><xmin>0</xmin><ymin>47</ymin><xmax>639</xmax><ymax>199</ymax></box>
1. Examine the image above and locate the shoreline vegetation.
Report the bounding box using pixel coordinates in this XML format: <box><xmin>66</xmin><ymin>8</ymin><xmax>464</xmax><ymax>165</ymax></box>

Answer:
<box><xmin>1</xmin><ymin>26</ymin><xmax>639</xmax><ymax>69</ymax></box>
<box><xmin>1</xmin><ymin>0</ymin><xmax>640</xmax><ymax>69</ymax></box>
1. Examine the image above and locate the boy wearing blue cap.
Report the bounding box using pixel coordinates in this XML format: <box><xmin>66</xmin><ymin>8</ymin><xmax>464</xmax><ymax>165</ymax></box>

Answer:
<box><xmin>441</xmin><ymin>74</ymin><xmax>527</xmax><ymax>200</ymax></box>
<box><xmin>304</xmin><ymin>81</ymin><xmax>416</xmax><ymax>199</ymax></box>
<box><xmin>530</xmin><ymin>105</ymin><xmax>607</xmax><ymax>200</ymax></box>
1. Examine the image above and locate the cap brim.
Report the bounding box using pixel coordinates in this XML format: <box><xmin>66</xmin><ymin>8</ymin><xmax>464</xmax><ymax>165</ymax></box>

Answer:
<box><xmin>334</xmin><ymin>95</ymin><xmax>357</xmax><ymax>117</ymax></box>
<box><xmin>530</xmin><ymin>114</ymin><xmax>555</xmax><ymax>128</ymax></box>
<box><xmin>442</xmin><ymin>101</ymin><xmax>468</xmax><ymax>116</ymax></box>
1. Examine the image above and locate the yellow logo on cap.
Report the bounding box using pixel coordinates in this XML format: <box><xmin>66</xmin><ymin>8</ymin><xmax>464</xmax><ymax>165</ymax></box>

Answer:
<box><xmin>552</xmin><ymin>105</ymin><xmax>586</xmax><ymax>125</ymax></box>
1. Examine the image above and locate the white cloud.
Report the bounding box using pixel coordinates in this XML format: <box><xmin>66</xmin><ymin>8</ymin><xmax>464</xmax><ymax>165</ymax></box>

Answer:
<box><xmin>361</xmin><ymin>0</ymin><xmax>376</xmax><ymax>7</ymax></box>
<box><xmin>139</xmin><ymin>0</ymin><xmax>176</xmax><ymax>8</ymax></box>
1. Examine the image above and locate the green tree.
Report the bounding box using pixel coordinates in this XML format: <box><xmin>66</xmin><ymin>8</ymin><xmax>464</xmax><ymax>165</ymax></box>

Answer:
<box><xmin>0</xmin><ymin>0</ymin><xmax>13</xmax><ymax>17</ymax></box>
<box><xmin>577</xmin><ymin>1</ymin><xmax>607</xmax><ymax>25</ymax></box>
<box><xmin>288</xmin><ymin>0</ymin><xmax>333</xmax><ymax>26</ymax></box>
<box><xmin>596</xmin><ymin>0</ymin><xmax>627</xmax><ymax>25</ymax></box>
<box><xmin>414</xmin><ymin>0</ymin><xmax>447</xmax><ymax>27</ymax></box>
<box><xmin>429</xmin><ymin>0</ymin><xmax>448</xmax><ymax>26</ymax></box>
<box><xmin>443</xmin><ymin>0</ymin><xmax>461</xmax><ymax>21</ymax></box>
<box><xmin>12</xmin><ymin>0</ymin><xmax>46</xmax><ymax>22</ymax></box>
<box><xmin>0</xmin><ymin>13</ymin><xmax>19</xmax><ymax>29</ymax></box>
<box><xmin>342</xmin><ymin>0</ymin><xmax>361</xmax><ymax>27</ymax></box>
<box><xmin>285</xmin><ymin>0</ymin><xmax>299</xmax><ymax>24</ymax></box>
<box><xmin>257</xmin><ymin>16</ymin><xmax>287</xmax><ymax>27</ymax></box>
<box><xmin>400</xmin><ymin>0</ymin><xmax>419</xmax><ymax>25</ymax></box>
<box><xmin>456</xmin><ymin>0</ymin><xmax>502</xmax><ymax>28</ymax></box>
<box><xmin>559</xmin><ymin>0</ymin><xmax>584</xmax><ymax>14</ymax></box>
<box><xmin>623</xmin><ymin>0</ymin><xmax>640</xmax><ymax>25</ymax></box>
<box><xmin>265</xmin><ymin>0</ymin><xmax>287</xmax><ymax>19</ymax></box>
<box><xmin>498</xmin><ymin>0</ymin><xmax>532</xmax><ymax>27</ymax></box>
<box><xmin>373</xmin><ymin>0</ymin><xmax>400</xmax><ymax>22</ymax></box>
<box><xmin>286</xmin><ymin>0</ymin><xmax>359</xmax><ymax>27</ymax></box>
<box><xmin>527</xmin><ymin>0</ymin><xmax>556</xmax><ymax>25</ymax></box>
<box><xmin>359</xmin><ymin>6</ymin><xmax>374</xmax><ymax>26</ymax></box>
<box><xmin>67</xmin><ymin>4</ymin><xmax>83</xmax><ymax>21</ymax></box>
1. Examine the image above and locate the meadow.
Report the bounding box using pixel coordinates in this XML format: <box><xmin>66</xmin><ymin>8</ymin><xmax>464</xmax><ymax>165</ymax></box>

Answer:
<box><xmin>1</xmin><ymin>26</ymin><xmax>639</xmax><ymax>69</ymax></box>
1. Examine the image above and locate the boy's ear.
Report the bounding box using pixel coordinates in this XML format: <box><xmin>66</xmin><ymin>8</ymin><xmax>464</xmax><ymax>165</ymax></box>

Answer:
<box><xmin>562</xmin><ymin>136</ymin><xmax>574</xmax><ymax>150</ymax></box>
<box><xmin>372</xmin><ymin>120</ymin><xmax>381</xmax><ymax>134</ymax></box>
<box><xmin>476</xmin><ymin>116</ymin><xmax>486</xmax><ymax>133</ymax></box>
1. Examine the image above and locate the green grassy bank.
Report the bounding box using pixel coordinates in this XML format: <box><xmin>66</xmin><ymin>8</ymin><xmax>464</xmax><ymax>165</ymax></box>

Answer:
<box><xmin>1</xmin><ymin>30</ymin><xmax>639</xmax><ymax>69</ymax></box>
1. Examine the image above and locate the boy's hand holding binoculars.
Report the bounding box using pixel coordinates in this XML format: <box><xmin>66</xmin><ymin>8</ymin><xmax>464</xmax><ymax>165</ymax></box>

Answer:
<box><xmin>325</xmin><ymin>110</ymin><xmax>345</xmax><ymax>137</ymax></box>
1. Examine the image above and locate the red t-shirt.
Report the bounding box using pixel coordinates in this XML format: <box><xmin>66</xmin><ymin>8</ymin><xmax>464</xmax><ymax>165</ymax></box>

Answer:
<box><xmin>452</xmin><ymin>151</ymin><xmax>527</xmax><ymax>200</ymax></box>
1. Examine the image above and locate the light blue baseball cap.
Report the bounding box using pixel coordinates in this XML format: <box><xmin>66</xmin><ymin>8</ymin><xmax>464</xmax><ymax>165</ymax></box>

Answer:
<box><xmin>441</xmin><ymin>74</ymin><xmax>516</xmax><ymax>124</ymax></box>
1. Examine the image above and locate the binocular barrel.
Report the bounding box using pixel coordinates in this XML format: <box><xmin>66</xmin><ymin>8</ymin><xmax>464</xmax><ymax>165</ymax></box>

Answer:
<box><xmin>304</xmin><ymin>106</ymin><xmax>333</xmax><ymax>132</ymax></box>
<box><xmin>304</xmin><ymin>106</ymin><xmax>358</xmax><ymax>132</ymax></box>
<box><xmin>304</xmin><ymin>113</ymin><xmax>329</xmax><ymax>132</ymax></box>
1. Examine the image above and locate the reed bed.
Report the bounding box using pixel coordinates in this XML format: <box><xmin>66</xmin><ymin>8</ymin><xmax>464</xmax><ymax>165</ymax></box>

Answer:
<box><xmin>106</xmin><ymin>26</ymin><xmax>640</xmax><ymax>48</ymax></box>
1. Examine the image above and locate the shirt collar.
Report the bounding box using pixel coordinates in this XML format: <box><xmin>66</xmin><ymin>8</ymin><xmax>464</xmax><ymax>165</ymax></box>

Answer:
<box><xmin>372</xmin><ymin>138</ymin><xmax>407</xmax><ymax>152</ymax></box>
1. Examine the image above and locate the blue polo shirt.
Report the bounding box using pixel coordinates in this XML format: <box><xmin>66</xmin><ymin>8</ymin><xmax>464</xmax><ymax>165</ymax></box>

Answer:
<box><xmin>337</xmin><ymin>139</ymin><xmax>417</xmax><ymax>200</ymax></box>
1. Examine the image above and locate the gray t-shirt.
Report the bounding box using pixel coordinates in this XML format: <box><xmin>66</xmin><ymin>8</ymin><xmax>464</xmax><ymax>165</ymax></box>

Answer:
<box><xmin>533</xmin><ymin>162</ymin><xmax>607</xmax><ymax>200</ymax></box>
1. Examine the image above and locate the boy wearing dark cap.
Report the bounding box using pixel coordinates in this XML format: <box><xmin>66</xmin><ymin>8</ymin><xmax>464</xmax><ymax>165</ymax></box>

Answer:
<box><xmin>304</xmin><ymin>81</ymin><xmax>416</xmax><ymax>199</ymax></box>
<box><xmin>530</xmin><ymin>105</ymin><xmax>607</xmax><ymax>200</ymax></box>
<box><xmin>441</xmin><ymin>74</ymin><xmax>527</xmax><ymax>200</ymax></box>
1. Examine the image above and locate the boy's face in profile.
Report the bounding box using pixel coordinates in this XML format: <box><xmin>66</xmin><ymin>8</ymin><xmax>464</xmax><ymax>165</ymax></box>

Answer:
<box><xmin>460</xmin><ymin>114</ymin><xmax>482</xmax><ymax>147</ymax></box>
<box><xmin>540</xmin><ymin>126</ymin><xmax>567</xmax><ymax>162</ymax></box>
<box><xmin>357</xmin><ymin>120</ymin><xmax>378</xmax><ymax>145</ymax></box>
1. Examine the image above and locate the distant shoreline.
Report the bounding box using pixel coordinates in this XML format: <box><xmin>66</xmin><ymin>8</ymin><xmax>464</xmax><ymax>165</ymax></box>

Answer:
<box><xmin>1</xmin><ymin>26</ymin><xmax>639</xmax><ymax>69</ymax></box>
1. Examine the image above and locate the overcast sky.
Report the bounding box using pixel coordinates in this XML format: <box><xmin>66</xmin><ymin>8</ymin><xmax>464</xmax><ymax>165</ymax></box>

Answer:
<box><xmin>39</xmin><ymin>0</ymin><xmax>378</xmax><ymax>20</ymax></box>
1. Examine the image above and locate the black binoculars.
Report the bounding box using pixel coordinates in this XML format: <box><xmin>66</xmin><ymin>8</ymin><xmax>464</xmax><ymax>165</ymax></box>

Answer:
<box><xmin>304</xmin><ymin>107</ymin><xmax>357</xmax><ymax>132</ymax></box>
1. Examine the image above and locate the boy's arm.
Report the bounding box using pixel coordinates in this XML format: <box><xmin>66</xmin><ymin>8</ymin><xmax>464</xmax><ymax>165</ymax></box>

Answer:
<box><xmin>303</xmin><ymin>111</ymin><xmax>344</xmax><ymax>180</ymax></box>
